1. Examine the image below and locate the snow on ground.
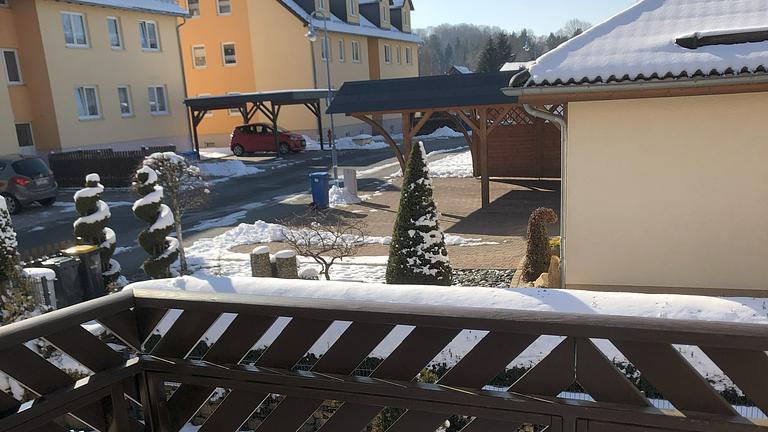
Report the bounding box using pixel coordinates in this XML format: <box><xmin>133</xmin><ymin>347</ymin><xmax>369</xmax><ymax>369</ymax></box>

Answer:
<box><xmin>329</xmin><ymin>185</ymin><xmax>369</xmax><ymax>207</ymax></box>
<box><xmin>198</xmin><ymin>160</ymin><xmax>264</xmax><ymax>182</ymax></box>
<box><xmin>199</xmin><ymin>148</ymin><xmax>233</xmax><ymax>159</ymax></box>
<box><xmin>190</xmin><ymin>211</ymin><xmax>248</xmax><ymax>232</ymax></box>
<box><xmin>390</xmin><ymin>150</ymin><xmax>474</xmax><ymax>179</ymax></box>
<box><xmin>304</xmin><ymin>135</ymin><xmax>390</xmax><ymax>151</ymax></box>
<box><xmin>129</xmin><ymin>275</ymin><xmax>768</xmax><ymax>393</ymax></box>
<box><xmin>183</xmin><ymin>220</ymin><xmax>497</xmax><ymax>279</ymax></box>
<box><xmin>416</xmin><ymin>126</ymin><xmax>465</xmax><ymax>140</ymax></box>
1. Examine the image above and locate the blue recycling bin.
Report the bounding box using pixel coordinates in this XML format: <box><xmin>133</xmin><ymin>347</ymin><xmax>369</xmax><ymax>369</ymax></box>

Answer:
<box><xmin>310</xmin><ymin>172</ymin><xmax>330</xmax><ymax>209</ymax></box>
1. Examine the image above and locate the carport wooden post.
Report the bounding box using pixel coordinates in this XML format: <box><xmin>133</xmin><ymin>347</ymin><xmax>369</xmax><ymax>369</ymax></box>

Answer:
<box><xmin>401</xmin><ymin>112</ymin><xmax>413</xmax><ymax>157</ymax></box>
<box><xmin>479</xmin><ymin>107</ymin><xmax>490</xmax><ymax>207</ymax></box>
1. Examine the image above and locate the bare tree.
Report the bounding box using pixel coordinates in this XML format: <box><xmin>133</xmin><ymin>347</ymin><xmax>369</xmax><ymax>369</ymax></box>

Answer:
<box><xmin>139</xmin><ymin>152</ymin><xmax>209</xmax><ymax>274</ymax></box>
<box><xmin>280</xmin><ymin>212</ymin><xmax>367</xmax><ymax>281</ymax></box>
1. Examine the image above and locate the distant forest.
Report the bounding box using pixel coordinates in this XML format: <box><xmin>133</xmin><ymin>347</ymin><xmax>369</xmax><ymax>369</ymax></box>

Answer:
<box><xmin>415</xmin><ymin>19</ymin><xmax>591</xmax><ymax>76</ymax></box>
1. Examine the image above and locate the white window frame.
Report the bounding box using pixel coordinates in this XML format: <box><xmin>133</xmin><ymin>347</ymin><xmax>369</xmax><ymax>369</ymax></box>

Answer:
<box><xmin>107</xmin><ymin>16</ymin><xmax>123</xmax><ymax>50</ymax></box>
<box><xmin>221</xmin><ymin>42</ymin><xmax>237</xmax><ymax>66</ymax></box>
<box><xmin>321</xmin><ymin>37</ymin><xmax>331</xmax><ymax>63</ymax></box>
<box><xmin>227</xmin><ymin>92</ymin><xmax>241</xmax><ymax>116</ymax></box>
<box><xmin>396</xmin><ymin>45</ymin><xmax>401</xmax><ymax>64</ymax></box>
<box><xmin>117</xmin><ymin>85</ymin><xmax>133</xmax><ymax>117</ymax></box>
<box><xmin>188</xmin><ymin>0</ymin><xmax>200</xmax><ymax>18</ymax></box>
<box><xmin>348</xmin><ymin>0</ymin><xmax>357</xmax><ymax>16</ymax></box>
<box><xmin>382</xmin><ymin>3</ymin><xmax>390</xmax><ymax>23</ymax></box>
<box><xmin>14</xmin><ymin>123</ymin><xmax>34</xmax><ymax>148</ymax></box>
<box><xmin>148</xmin><ymin>85</ymin><xmax>169</xmax><ymax>115</ymax></box>
<box><xmin>351</xmin><ymin>40</ymin><xmax>361</xmax><ymax>63</ymax></box>
<box><xmin>139</xmin><ymin>20</ymin><xmax>160</xmax><ymax>51</ymax></box>
<box><xmin>2</xmin><ymin>49</ymin><xmax>23</xmax><ymax>85</ymax></box>
<box><xmin>338</xmin><ymin>39</ymin><xmax>345</xmax><ymax>63</ymax></box>
<box><xmin>405</xmin><ymin>46</ymin><xmax>412</xmax><ymax>64</ymax></box>
<box><xmin>318</xmin><ymin>0</ymin><xmax>326</xmax><ymax>10</ymax></box>
<box><xmin>61</xmin><ymin>12</ymin><xmax>89</xmax><ymax>48</ymax></box>
<box><xmin>216</xmin><ymin>0</ymin><xmax>231</xmax><ymax>15</ymax></box>
<box><xmin>384</xmin><ymin>44</ymin><xmax>392</xmax><ymax>64</ymax></box>
<box><xmin>75</xmin><ymin>86</ymin><xmax>101</xmax><ymax>120</ymax></box>
<box><xmin>199</xmin><ymin>93</ymin><xmax>214</xmax><ymax>117</ymax></box>
<box><xmin>192</xmin><ymin>44</ymin><xmax>207</xmax><ymax>68</ymax></box>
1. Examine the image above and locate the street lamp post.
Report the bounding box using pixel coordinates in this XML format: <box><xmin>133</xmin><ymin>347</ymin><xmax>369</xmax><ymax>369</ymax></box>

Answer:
<box><xmin>306</xmin><ymin>11</ymin><xmax>339</xmax><ymax>185</ymax></box>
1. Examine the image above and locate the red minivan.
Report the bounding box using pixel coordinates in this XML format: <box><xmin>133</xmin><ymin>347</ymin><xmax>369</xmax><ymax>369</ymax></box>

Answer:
<box><xmin>230</xmin><ymin>123</ymin><xmax>306</xmax><ymax>156</ymax></box>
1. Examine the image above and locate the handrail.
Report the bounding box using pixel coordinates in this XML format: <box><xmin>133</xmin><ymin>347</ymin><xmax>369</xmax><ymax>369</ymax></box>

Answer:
<box><xmin>131</xmin><ymin>288</ymin><xmax>768</xmax><ymax>350</ymax></box>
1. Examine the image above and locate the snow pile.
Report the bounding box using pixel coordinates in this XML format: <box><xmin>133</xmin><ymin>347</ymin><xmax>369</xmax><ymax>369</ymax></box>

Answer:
<box><xmin>528</xmin><ymin>0</ymin><xmax>768</xmax><ymax>86</ymax></box>
<box><xmin>329</xmin><ymin>185</ymin><xmax>364</xmax><ymax>207</ymax></box>
<box><xmin>304</xmin><ymin>135</ymin><xmax>390</xmax><ymax>151</ymax></box>
<box><xmin>198</xmin><ymin>160</ymin><xmax>263</xmax><ymax>178</ymax></box>
<box><xmin>127</xmin><ymin>275</ymin><xmax>768</xmax><ymax>390</ymax></box>
<box><xmin>417</xmin><ymin>126</ymin><xmax>465</xmax><ymax>140</ymax></box>
<box><xmin>390</xmin><ymin>150</ymin><xmax>474</xmax><ymax>179</ymax></box>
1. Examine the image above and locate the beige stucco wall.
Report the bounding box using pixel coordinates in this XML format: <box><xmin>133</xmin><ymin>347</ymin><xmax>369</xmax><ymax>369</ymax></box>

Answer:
<box><xmin>34</xmin><ymin>0</ymin><xmax>189</xmax><ymax>151</ymax></box>
<box><xmin>566</xmin><ymin>92</ymin><xmax>768</xmax><ymax>292</ymax></box>
<box><xmin>0</xmin><ymin>77</ymin><xmax>16</xmax><ymax>155</ymax></box>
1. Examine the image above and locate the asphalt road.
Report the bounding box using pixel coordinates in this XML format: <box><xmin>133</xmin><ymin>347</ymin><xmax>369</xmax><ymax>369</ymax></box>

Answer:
<box><xmin>12</xmin><ymin>138</ymin><xmax>467</xmax><ymax>280</ymax></box>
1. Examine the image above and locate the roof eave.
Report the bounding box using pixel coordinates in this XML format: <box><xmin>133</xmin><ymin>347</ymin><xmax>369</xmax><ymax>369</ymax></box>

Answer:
<box><xmin>65</xmin><ymin>1</ymin><xmax>190</xmax><ymax>17</ymax></box>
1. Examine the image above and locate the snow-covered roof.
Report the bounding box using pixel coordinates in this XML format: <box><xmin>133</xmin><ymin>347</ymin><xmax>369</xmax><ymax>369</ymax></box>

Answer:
<box><xmin>450</xmin><ymin>65</ymin><xmax>472</xmax><ymax>74</ymax></box>
<box><xmin>526</xmin><ymin>0</ymin><xmax>768</xmax><ymax>87</ymax></box>
<box><xmin>500</xmin><ymin>61</ymin><xmax>535</xmax><ymax>72</ymax></box>
<box><xmin>279</xmin><ymin>0</ymin><xmax>421</xmax><ymax>44</ymax></box>
<box><xmin>64</xmin><ymin>0</ymin><xmax>188</xmax><ymax>17</ymax></box>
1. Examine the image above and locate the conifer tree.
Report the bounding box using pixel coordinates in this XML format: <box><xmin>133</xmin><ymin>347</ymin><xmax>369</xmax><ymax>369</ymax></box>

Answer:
<box><xmin>133</xmin><ymin>166</ymin><xmax>179</xmax><ymax>279</ymax></box>
<box><xmin>73</xmin><ymin>174</ymin><xmax>121</xmax><ymax>284</ymax></box>
<box><xmin>0</xmin><ymin>196</ymin><xmax>34</xmax><ymax>324</ymax></box>
<box><xmin>386</xmin><ymin>142</ymin><xmax>452</xmax><ymax>286</ymax></box>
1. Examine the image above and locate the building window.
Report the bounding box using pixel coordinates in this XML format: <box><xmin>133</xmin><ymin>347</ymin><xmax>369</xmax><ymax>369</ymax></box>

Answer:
<box><xmin>227</xmin><ymin>92</ymin><xmax>241</xmax><ymax>116</ymax></box>
<box><xmin>382</xmin><ymin>3</ymin><xmax>389</xmax><ymax>23</ymax></box>
<box><xmin>75</xmin><ymin>86</ymin><xmax>101</xmax><ymax>119</ymax></box>
<box><xmin>351</xmin><ymin>40</ymin><xmax>361</xmax><ymax>63</ymax></box>
<box><xmin>148</xmin><ymin>85</ymin><xmax>168</xmax><ymax>115</ymax></box>
<box><xmin>217</xmin><ymin>0</ymin><xmax>231</xmax><ymax>15</ymax></box>
<box><xmin>199</xmin><ymin>94</ymin><xmax>214</xmax><ymax>117</ymax></box>
<box><xmin>15</xmin><ymin>123</ymin><xmax>34</xmax><ymax>148</ymax></box>
<box><xmin>117</xmin><ymin>86</ymin><xmax>133</xmax><ymax>117</ymax></box>
<box><xmin>403</xmin><ymin>9</ymin><xmax>409</xmax><ymax>27</ymax></box>
<box><xmin>222</xmin><ymin>43</ymin><xmax>237</xmax><ymax>66</ymax></box>
<box><xmin>318</xmin><ymin>0</ymin><xmax>326</xmax><ymax>10</ymax></box>
<box><xmin>348</xmin><ymin>0</ymin><xmax>357</xmax><ymax>16</ymax></box>
<box><xmin>338</xmin><ymin>40</ymin><xmax>345</xmax><ymax>62</ymax></box>
<box><xmin>192</xmin><ymin>45</ymin><xmax>207</xmax><ymax>68</ymax></box>
<box><xmin>396</xmin><ymin>45</ymin><xmax>401</xmax><ymax>64</ymax></box>
<box><xmin>139</xmin><ymin>20</ymin><xmax>160</xmax><ymax>51</ymax></box>
<box><xmin>384</xmin><ymin>44</ymin><xmax>392</xmax><ymax>64</ymax></box>
<box><xmin>2</xmin><ymin>49</ymin><xmax>22</xmax><ymax>85</ymax></box>
<box><xmin>107</xmin><ymin>17</ymin><xmax>123</xmax><ymax>49</ymax></box>
<box><xmin>188</xmin><ymin>0</ymin><xmax>200</xmax><ymax>17</ymax></box>
<box><xmin>61</xmin><ymin>12</ymin><xmax>89</xmax><ymax>48</ymax></box>
<box><xmin>406</xmin><ymin>46</ymin><xmax>412</xmax><ymax>64</ymax></box>
<box><xmin>321</xmin><ymin>37</ymin><xmax>331</xmax><ymax>62</ymax></box>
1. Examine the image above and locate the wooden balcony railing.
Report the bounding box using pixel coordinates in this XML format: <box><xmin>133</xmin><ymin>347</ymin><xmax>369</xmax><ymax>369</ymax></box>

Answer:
<box><xmin>0</xmin><ymin>286</ymin><xmax>767</xmax><ymax>431</ymax></box>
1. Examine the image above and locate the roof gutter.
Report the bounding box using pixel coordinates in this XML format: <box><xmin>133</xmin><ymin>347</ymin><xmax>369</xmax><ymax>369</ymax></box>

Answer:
<box><xmin>523</xmin><ymin>104</ymin><xmax>567</xmax><ymax>289</ymax></box>
<box><xmin>503</xmin><ymin>73</ymin><xmax>768</xmax><ymax>98</ymax></box>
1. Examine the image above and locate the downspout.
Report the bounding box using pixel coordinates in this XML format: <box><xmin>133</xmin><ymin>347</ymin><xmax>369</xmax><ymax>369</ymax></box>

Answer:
<box><xmin>176</xmin><ymin>17</ymin><xmax>195</xmax><ymax>154</ymax></box>
<box><xmin>523</xmin><ymin>104</ymin><xmax>567</xmax><ymax>289</ymax></box>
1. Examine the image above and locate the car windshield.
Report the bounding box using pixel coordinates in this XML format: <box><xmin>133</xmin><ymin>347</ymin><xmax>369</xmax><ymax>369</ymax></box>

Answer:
<box><xmin>12</xmin><ymin>158</ymin><xmax>50</xmax><ymax>178</ymax></box>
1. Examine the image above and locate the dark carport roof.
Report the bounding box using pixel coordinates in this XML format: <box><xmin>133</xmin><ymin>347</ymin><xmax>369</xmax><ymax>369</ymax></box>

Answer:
<box><xmin>184</xmin><ymin>89</ymin><xmax>331</xmax><ymax>111</ymax></box>
<box><xmin>326</xmin><ymin>71</ymin><xmax>518</xmax><ymax>114</ymax></box>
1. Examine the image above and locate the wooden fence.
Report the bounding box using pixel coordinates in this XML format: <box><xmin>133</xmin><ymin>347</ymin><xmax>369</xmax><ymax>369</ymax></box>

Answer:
<box><xmin>0</xmin><ymin>286</ymin><xmax>767</xmax><ymax>432</ymax></box>
<box><xmin>48</xmin><ymin>146</ymin><xmax>176</xmax><ymax>187</ymax></box>
<box><xmin>19</xmin><ymin>240</ymin><xmax>75</xmax><ymax>263</ymax></box>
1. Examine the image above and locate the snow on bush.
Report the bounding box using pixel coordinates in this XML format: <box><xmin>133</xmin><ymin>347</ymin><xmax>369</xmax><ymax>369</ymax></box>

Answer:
<box><xmin>198</xmin><ymin>160</ymin><xmax>263</xmax><ymax>178</ymax></box>
<box><xmin>387</xmin><ymin>142</ymin><xmax>452</xmax><ymax>285</ymax></box>
<box><xmin>133</xmin><ymin>166</ymin><xmax>179</xmax><ymax>279</ymax></box>
<box><xmin>73</xmin><ymin>174</ymin><xmax>121</xmax><ymax>283</ymax></box>
<box><xmin>0</xmin><ymin>196</ymin><xmax>35</xmax><ymax>325</ymax></box>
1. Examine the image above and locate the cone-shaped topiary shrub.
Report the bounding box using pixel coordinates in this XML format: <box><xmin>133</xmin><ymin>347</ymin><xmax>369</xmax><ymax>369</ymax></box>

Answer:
<box><xmin>73</xmin><ymin>174</ymin><xmax>121</xmax><ymax>284</ymax></box>
<box><xmin>522</xmin><ymin>207</ymin><xmax>558</xmax><ymax>282</ymax></box>
<box><xmin>133</xmin><ymin>166</ymin><xmax>179</xmax><ymax>279</ymax></box>
<box><xmin>386</xmin><ymin>141</ymin><xmax>452</xmax><ymax>286</ymax></box>
<box><xmin>0</xmin><ymin>196</ymin><xmax>34</xmax><ymax>324</ymax></box>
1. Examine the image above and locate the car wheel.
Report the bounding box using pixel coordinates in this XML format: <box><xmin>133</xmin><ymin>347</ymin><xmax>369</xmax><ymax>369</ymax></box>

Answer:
<box><xmin>232</xmin><ymin>144</ymin><xmax>245</xmax><ymax>157</ymax></box>
<box><xmin>1</xmin><ymin>194</ymin><xmax>21</xmax><ymax>215</ymax></box>
<box><xmin>39</xmin><ymin>197</ymin><xmax>57</xmax><ymax>207</ymax></box>
<box><xmin>279</xmin><ymin>143</ymin><xmax>291</xmax><ymax>155</ymax></box>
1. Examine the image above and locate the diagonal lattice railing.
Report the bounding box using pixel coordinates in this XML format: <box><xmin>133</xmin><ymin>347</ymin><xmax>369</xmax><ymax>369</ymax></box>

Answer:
<box><xmin>0</xmin><ymin>286</ymin><xmax>767</xmax><ymax>431</ymax></box>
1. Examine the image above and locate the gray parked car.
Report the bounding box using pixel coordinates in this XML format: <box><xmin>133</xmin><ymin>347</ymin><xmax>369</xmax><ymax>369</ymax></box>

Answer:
<box><xmin>0</xmin><ymin>155</ymin><xmax>58</xmax><ymax>215</ymax></box>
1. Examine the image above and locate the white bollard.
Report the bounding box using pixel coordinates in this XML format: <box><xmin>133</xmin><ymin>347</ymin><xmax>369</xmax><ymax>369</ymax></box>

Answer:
<box><xmin>343</xmin><ymin>168</ymin><xmax>358</xmax><ymax>197</ymax></box>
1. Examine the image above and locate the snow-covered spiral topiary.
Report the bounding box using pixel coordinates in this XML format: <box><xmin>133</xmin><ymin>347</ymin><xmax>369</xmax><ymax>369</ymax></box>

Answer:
<box><xmin>73</xmin><ymin>174</ymin><xmax>121</xmax><ymax>284</ymax></box>
<box><xmin>386</xmin><ymin>142</ymin><xmax>452</xmax><ymax>286</ymax></box>
<box><xmin>0</xmin><ymin>196</ymin><xmax>34</xmax><ymax>324</ymax></box>
<box><xmin>133</xmin><ymin>166</ymin><xmax>179</xmax><ymax>279</ymax></box>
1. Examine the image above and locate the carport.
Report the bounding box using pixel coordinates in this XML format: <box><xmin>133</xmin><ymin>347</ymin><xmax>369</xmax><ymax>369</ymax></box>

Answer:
<box><xmin>184</xmin><ymin>89</ymin><xmax>332</xmax><ymax>157</ymax></box>
<box><xmin>326</xmin><ymin>72</ymin><xmax>564</xmax><ymax>207</ymax></box>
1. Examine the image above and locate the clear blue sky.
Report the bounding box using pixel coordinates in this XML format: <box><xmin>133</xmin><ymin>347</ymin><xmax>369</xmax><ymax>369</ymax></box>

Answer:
<box><xmin>411</xmin><ymin>0</ymin><xmax>638</xmax><ymax>35</ymax></box>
